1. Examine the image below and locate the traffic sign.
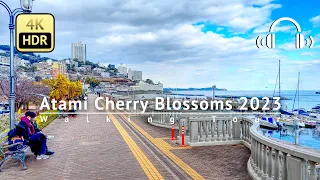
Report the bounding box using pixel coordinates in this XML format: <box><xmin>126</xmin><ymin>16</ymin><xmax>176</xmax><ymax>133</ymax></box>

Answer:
<box><xmin>16</xmin><ymin>13</ymin><xmax>55</xmax><ymax>52</ymax></box>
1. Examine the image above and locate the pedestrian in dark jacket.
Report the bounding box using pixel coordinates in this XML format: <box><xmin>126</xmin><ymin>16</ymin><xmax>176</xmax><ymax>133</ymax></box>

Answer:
<box><xmin>16</xmin><ymin>111</ymin><xmax>54</xmax><ymax>160</ymax></box>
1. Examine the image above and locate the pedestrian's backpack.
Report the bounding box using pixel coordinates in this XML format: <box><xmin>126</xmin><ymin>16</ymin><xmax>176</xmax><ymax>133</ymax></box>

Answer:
<box><xmin>7</xmin><ymin>128</ymin><xmax>17</xmax><ymax>140</ymax></box>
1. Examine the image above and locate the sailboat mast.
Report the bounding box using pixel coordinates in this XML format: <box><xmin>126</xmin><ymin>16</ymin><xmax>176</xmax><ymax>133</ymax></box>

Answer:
<box><xmin>279</xmin><ymin>59</ymin><xmax>281</xmax><ymax>99</ymax></box>
<box><xmin>298</xmin><ymin>72</ymin><xmax>300</xmax><ymax>109</ymax></box>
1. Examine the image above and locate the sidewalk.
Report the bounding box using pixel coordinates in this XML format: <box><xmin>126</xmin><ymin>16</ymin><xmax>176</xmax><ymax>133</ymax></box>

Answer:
<box><xmin>0</xmin><ymin>95</ymin><xmax>147</xmax><ymax>180</ymax></box>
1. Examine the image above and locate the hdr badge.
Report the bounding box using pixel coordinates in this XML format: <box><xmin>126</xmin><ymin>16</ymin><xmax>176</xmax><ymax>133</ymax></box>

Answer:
<box><xmin>16</xmin><ymin>13</ymin><xmax>55</xmax><ymax>52</ymax></box>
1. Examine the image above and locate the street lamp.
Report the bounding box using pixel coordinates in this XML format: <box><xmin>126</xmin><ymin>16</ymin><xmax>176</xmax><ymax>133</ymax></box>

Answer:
<box><xmin>0</xmin><ymin>0</ymin><xmax>34</xmax><ymax>129</ymax></box>
<box><xmin>21</xmin><ymin>0</ymin><xmax>33</xmax><ymax>11</ymax></box>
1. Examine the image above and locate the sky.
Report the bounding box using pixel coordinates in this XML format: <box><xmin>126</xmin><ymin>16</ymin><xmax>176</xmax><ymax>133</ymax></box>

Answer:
<box><xmin>0</xmin><ymin>0</ymin><xmax>320</xmax><ymax>90</ymax></box>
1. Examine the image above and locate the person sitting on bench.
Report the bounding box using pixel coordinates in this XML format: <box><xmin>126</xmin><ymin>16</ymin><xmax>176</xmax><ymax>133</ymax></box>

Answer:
<box><xmin>30</xmin><ymin>114</ymin><xmax>54</xmax><ymax>155</ymax></box>
<box><xmin>16</xmin><ymin>111</ymin><xmax>54</xmax><ymax>160</ymax></box>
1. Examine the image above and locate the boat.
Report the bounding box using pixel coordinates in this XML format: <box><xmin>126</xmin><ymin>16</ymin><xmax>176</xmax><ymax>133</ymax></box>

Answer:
<box><xmin>310</xmin><ymin>105</ymin><xmax>320</xmax><ymax>119</ymax></box>
<box><xmin>304</xmin><ymin>120</ymin><xmax>317</xmax><ymax>128</ymax></box>
<box><xmin>275</xmin><ymin>116</ymin><xmax>305</xmax><ymax>128</ymax></box>
<box><xmin>312</xmin><ymin>105</ymin><xmax>320</xmax><ymax>112</ymax></box>
<box><xmin>316</xmin><ymin>92</ymin><xmax>320</xmax><ymax>94</ymax></box>
<box><xmin>259</xmin><ymin>117</ymin><xmax>279</xmax><ymax>130</ymax></box>
<box><xmin>292</xmin><ymin>108</ymin><xmax>310</xmax><ymax>117</ymax></box>
<box><xmin>273</xmin><ymin>61</ymin><xmax>305</xmax><ymax>128</ymax></box>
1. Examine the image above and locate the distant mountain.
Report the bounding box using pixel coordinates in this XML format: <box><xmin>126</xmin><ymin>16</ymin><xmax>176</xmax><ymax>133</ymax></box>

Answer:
<box><xmin>0</xmin><ymin>45</ymin><xmax>54</xmax><ymax>64</ymax></box>
<box><xmin>164</xmin><ymin>87</ymin><xmax>227</xmax><ymax>91</ymax></box>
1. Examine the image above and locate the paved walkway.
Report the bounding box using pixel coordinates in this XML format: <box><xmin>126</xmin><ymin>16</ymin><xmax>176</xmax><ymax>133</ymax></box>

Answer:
<box><xmin>0</xmin><ymin>95</ymin><xmax>250</xmax><ymax>180</ymax></box>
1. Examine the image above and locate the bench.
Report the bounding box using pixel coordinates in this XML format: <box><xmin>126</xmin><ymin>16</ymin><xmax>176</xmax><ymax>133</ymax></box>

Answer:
<box><xmin>0</xmin><ymin>132</ymin><xmax>30</xmax><ymax>171</ymax></box>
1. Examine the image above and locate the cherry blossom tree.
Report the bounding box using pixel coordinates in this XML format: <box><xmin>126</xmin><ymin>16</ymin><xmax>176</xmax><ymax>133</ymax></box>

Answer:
<box><xmin>0</xmin><ymin>77</ymin><xmax>50</xmax><ymax>110</ymax></box>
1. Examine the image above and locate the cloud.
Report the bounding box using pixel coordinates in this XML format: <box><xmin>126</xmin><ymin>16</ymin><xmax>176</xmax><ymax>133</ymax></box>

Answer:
<box><xmin>310</xmin><ymin>15</ymin><xmax>320</xmax><ymax>28</ymax></box>
<box><xmin>300</xmin><ymin>52</ymin><xmax>316</xmax><ymax>56</ymax></box>
<box><xmin>278</xmin><ymin>42</ymin><xmax>296</xmax><ymax>51</ymax></box>
<box><xmin>253</xmin><ymin>21</ymin><xmax>296</xmax><ymax>34</ymax></box>
<box><xmin>30</xmin><ymin>0</ymin><xmax>282</xmax><ymax>32</ymax></box>
<box><xmin>0</xmin><ymin>0</ymin><xmax>319</xmax><ymax>90</ymax></box>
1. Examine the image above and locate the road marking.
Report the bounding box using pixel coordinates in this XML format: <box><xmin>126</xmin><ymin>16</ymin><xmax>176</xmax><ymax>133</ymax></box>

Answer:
<box><xmin>118</xmin><ymin>113</ymin><xmax>204</xmax><ymax>180</ymax></box>
<box><xmin>109</xmin><ymin>113</ymin><xmax>164</xmax><ymax>180</ymax></box>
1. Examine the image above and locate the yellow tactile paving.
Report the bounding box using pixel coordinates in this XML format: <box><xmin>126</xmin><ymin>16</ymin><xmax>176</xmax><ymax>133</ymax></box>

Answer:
<box><xmin>118</xmin><ymin>113</ymin><xmax>204</xmax><ymax>180</ymax></box>
<box><xmin>109</xmin><ymin>113</ymin><xmax>164</xmax><ymax>180</ymax></box>
<box><xmin>98</xmin><ymin>100</ymin><xmax>163</xmax><ymax>180</ymax></box>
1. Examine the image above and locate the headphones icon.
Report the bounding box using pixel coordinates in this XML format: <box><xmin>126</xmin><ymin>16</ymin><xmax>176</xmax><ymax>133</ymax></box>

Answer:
<box><xmin>256</xmin><ymin>17</ymin><xmax>314</xmax><ymax>49</ymax></box>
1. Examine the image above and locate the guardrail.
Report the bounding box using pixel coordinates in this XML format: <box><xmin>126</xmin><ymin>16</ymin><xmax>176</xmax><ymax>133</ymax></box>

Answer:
<box><xmin>178</xmin><ymin>116</ymin><xmax>243</xmax><ymax>146</ymax></box>
<box><xmin>145</xmin><ymin>110</ymin><xmax>320</xmax><ymax>180</ymax></box>
<box><xmin>249</xmin><ymin>118</ymin><xmax>320</xmax><ymax>180</ymax></box>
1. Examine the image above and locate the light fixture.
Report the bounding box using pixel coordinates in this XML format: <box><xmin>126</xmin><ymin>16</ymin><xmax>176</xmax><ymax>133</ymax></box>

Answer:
<box><xmin>20</xmin><ymin>0</ymin><xmax>34</xmax><ymax>12</ymax></box>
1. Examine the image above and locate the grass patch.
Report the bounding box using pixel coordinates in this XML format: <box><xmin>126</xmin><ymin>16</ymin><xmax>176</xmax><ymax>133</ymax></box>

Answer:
<box><xmin>36</xmin><ymin>110</ymin><xmax>59</xmax><ymax>129</ymax></box>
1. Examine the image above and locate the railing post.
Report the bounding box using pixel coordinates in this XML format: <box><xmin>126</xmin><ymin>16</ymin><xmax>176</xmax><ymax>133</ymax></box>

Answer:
<box><xmin>154</xmin><ymin>113</ymin><xmax>158</xmax><ymax>123</ymax></box>
<box><xmin>259</xmin><ymin>143</ymin><xmax>263</xmax><ymax>177</ymax></box>
<box><xmin>247</xmin><ymin>122</ymin><xmax>251</xmax><ymax>142</ymax></box>
<box><xmin>232</xmin><ymin>118</ymin><xmax>241</xmax><ymax>140</ymax></box>
<box><xmin>161</xmin><ymin>111</ymin><xmax>163</xmax><ymax>123</ymax></box>
<box><xmin>268</xmin><ymin>147</ymin><xmax>273</xmax><ymax>180</ymax></box>
<box><xmin>262</xmin><ymin>145</ymin><xmax>268</xmax><ymax>180</ymax></box>
<box><xmin>199</xmin><ymin>121</ymin><xmax>204</xmax><ymax>142</ymax></box>
<box><xmin>222</xmin><ymin>120</ymin><xmax>226</xmax><ymax>141</ymax></box>
<box><xmin>211</xmin><ymin>119</ymin><xmax>216</xmax><ymax>141</ymax></box>
<box><xmin>309</xmin><ymin>161</ymin><xmax>317</xmax><ymax>180</ymax></box>
<box><xmin>205</xmin><ymin>121</ymin><xmax>209</xmax><ymax>142</ymax></box>
<box><xmin>217</xmin><ymin>120</ymin><xmax>221</xmax><ymax>141</ymax></box>
<box><xmin>241</xmin><ymin>120</ymin><xmax>245</xmax><ymax>140</ymax></box>
<box><xmin>252</xmin><ymin>139</ymin><xmax>256</xmax><ymax>167</ymax></box>
<box><xmin>228</xmin><ymin>119</ymin><xmax>232</xmax><ymax>140</ymax></box>
<box><xmin>245</xmin><ymin>121</ymin><xmax>249</xmax><ymax>141</ymax></box>
<box><xmin>255</xmin><ymin>142</ymin><xmax>261</xmax><ymax>174</ymax></box>
<box><xmin>282</xmin><ymin>152</ymin><xmax>287</xmax><ymax>180</ymax></box>
<box><xmin>274</xmin><ymin>150</ymin><xmax>280</xmax><ymax>180</ymax></box>
<box><xmin>190</xmin><ymin>120</ymin><xmax>199</xmax><ymax>143</ymax></box>
<box><xmin>287</xmin><ymin>155</ymin><xmax>306</xmax><ymax>180</ymax></box>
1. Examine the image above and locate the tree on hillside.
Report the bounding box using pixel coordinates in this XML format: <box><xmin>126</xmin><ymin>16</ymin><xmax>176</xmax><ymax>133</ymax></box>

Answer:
<box><xmin>85</xmin><ymin>77</ymin><xmax>100</xmax><ymax>90</ymax></box>
<box><xmin>145</xmin><ymin>79</ymin><xmax>154</xmax><ymax>84</ymax></box>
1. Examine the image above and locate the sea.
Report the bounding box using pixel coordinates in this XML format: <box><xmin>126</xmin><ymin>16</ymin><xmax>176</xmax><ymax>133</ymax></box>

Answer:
<box><xmin>169</xmin><ymin>90</ymin><xmax>320</xmax><ymax>111</ymax></box>
<box><xmin>260</xmin><ymin>127</ymin><xmax>320</xmax><ymax>151</ymax></box>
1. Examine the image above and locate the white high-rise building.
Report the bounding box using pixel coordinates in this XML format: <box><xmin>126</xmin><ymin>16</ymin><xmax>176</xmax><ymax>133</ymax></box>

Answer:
<box><xmin>128</xmin><ymin>69</ymin><xmax>142</xmax><ymax>81</ymax></box>
<box><xmin>135</xmin><ymin>71</ymin><xmax>142</xmax><ymax>80</ymax></box>
<box><xmin>72</xmin><ymin>41</ymin><xmax>86</xmax><ymax>63</ymax></box>
<box><xmin>118</xmin><ymin>63</ymin><xmax>127</xmax><ymax>75</ymax></box>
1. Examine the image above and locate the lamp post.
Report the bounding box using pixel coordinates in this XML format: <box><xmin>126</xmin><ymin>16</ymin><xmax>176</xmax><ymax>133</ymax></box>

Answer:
<box><xmin>0</xmin><ymin>0</ymin><xmax>34</xmax><ymax>129</ymax></box>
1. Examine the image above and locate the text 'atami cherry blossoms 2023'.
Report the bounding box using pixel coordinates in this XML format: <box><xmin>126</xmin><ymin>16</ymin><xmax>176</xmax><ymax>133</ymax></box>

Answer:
<box><xmin>39</xmin><ymin>96</ymin><xmax>281</xmax><ymax>113</ymax></box>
